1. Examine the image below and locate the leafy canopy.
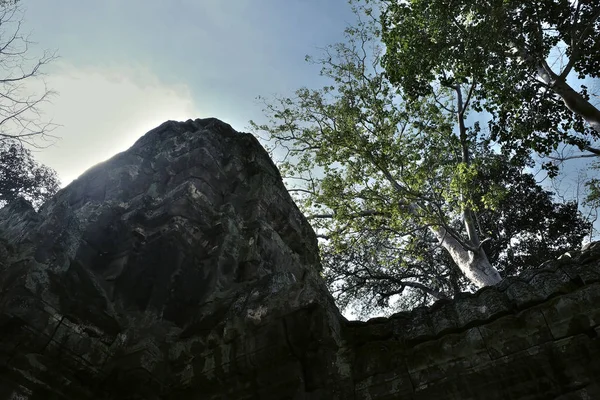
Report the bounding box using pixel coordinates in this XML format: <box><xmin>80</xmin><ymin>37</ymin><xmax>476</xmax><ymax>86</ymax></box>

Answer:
<box><xmin>381</xmin><ymin>0</ymin><xmax>600</xmax><ymax>157</ymax></box>
<box><xmin>0</xmin><ymin>140</ymin><xmax>59</xmax><ymax>208</ymax></box>
<box><xmin>252</xmin><ymin>7</ymin><xmax>590</xmax><ymax>314</ymax></box>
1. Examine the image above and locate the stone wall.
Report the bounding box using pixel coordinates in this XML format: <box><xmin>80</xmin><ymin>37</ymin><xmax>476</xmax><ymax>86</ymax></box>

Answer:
<box><xmin>346</xmin><ymin>246</ymin><xmax>600</xmax><ymax>399</ymax></box>
<box><xmin>0</xmin><ymin>118</ymin><xmax>599</xmax><ymax>399</ymax></box>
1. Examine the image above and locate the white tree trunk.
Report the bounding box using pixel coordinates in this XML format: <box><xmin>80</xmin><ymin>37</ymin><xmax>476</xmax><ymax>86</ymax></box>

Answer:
<box><xmin>432</xmin><ymin>227</ymin><xmax>502</xmax><ymax>288</ymax></box>
<box><xmin>444</xmin><ymin>84</ymin><xmax>502</xmax><ymax>288</ymax></box>
<box><xmin>535</xmin><ymin>63</ymin><xmax>600</xmax><ymax>134</ymax></box>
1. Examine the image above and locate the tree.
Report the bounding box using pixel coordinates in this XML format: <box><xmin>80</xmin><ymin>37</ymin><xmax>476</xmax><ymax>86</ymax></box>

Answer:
<box><xmin>323</xmin><ymin>149</ymin><xmax>589</xmax><ymax>315</ymax></box>
<box><xmin>473</xmin><ymin>151</ymin><xmax>589</xmax><ymax>275</ymax></box>
<box><xmin>0</xmin><ymin>139</ymin><xmax>59</xmax><ymax>208</ymax></box>
<box><xmin>0</xmin><ymin>0</ymin><xmax>58</xmax><ymax>208</ymax></box>
<box><xmin>0</xmin><ymin>0</ymin><xmax>57</xmax><ymax>146</ymax></box>
<box><xmin>252</xmin><ymin>9</ymin><xmax>589</xmax><ymax>313</ymax></box>
<box><xmin>380</xmin><ymin>0</ymin><xmax>600</xmax><ymax>158</ymax></box>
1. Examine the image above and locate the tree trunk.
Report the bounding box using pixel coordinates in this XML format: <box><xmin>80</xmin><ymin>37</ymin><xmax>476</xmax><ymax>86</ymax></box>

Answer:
<box><xmin>432</xmin><ymin>226</ymin><xmax>502</xmax><ymax>288</ymax></box>
<box><xmin>535</xmin><ymin>63</ymin><xmax>600</xmax><ymax>134</ymax></box>
<box><xmin>440</xmin><ymin>84</ymin><xmax>502</xmax><ymax>288</ymax></box>
<box><xmin>552</xmin><ymin>79</ymin><xmax>600</xmax><ymax>133</ymax></box>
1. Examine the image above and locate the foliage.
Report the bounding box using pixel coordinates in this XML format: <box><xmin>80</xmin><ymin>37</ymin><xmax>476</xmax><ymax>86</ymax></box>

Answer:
<box><xmin>252</xmin><ymin>9</ymin><xmax>590</xmax><ymax>315</ymax></box>
<box><xmin>380</xmin><ymin>0</ymin><xmax>600</xmax><ymax>159</ymax></box>
<box><xmin>323</xmin><ymin>150</ymin><xmax>590</xmax><ymax>316</ymax></box>
<box><xmin>0</xmin><ymin>140</ymin><xmax>59</xmax><ymax>208</ymax></box>
<box><xmin>474</xmin><ymin>152</ymin><xmax>590</xmax><ymax>275</ymax></box>
<box><xmin>0</xmin><ymin>0</ymin><xmax>59</xmax><ymax>210</ymax></box>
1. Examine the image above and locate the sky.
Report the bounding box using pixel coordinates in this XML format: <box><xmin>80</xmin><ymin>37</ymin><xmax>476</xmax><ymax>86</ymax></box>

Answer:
<box><xmin>18</xmin><ymin>0</ymin><xmax>356</xmax><ymax>184</ymax></box>
<box><xmin>10</xmin><ymin>1</ymin><xmax>600</xmax><ymax>319</ymax></box>
<box><xmin>16</xmin><ymin>0</ymin><xmax>600</xmax><ymax>199</ymax></box>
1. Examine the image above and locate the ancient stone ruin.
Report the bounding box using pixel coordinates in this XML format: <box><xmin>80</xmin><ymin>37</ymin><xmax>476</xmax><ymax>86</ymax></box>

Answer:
<box><xmin>0</xmin><ymin>118</ymin><xmax>599</xmax><ymax>399</ymax></box>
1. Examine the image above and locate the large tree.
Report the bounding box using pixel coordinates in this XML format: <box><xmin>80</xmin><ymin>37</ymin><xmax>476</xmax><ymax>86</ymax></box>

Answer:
<box><xmin>381</xmin><ymin>0</ymin><xmax>600</xmax><ymax>158</ymax></box>
<box><xmin>322</xmin><ymin>147</ymin><xmax>589</xmax><ymax>315</ymax></box>
<box><xmin>252</xmin><ymin>11</ymin><xmax>589</xmax><ymax>313</ymax></box>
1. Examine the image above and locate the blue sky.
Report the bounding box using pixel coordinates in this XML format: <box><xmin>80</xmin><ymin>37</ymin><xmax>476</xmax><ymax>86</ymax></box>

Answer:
<box><xmin>20</xmin><ymin>0</ymin><xmax>356</xmax><ymax>184</ymax></box>
<box><xmin>16</xmin><ymin>0</ymin><xmax>600</xmax><ymax>219</ymax></box>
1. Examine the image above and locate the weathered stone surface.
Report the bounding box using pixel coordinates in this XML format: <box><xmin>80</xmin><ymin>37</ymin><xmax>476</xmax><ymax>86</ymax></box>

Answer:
<box><xmin>0</xmin><ymin>117</ymin><xmax>599</xmax><ymax>399</ymax></box>
<box><xmin>0</xmin><ymin>118</ymin><xmax>350</xmax><ymax>399</ymax></box>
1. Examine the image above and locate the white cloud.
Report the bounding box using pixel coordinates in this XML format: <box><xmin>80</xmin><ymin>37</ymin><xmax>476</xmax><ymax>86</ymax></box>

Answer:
<box><xmin>32</xmin><ymin>62</ymin><xmax>199</xmax><ymax>186</ymax></box>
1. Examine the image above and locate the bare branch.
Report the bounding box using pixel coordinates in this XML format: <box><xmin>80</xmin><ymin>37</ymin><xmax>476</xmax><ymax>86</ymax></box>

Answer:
<box><xmin>0</xmin><ymin>2</ymin><xmax>58</xmax><ymax>147</ymax></box>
